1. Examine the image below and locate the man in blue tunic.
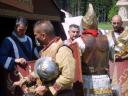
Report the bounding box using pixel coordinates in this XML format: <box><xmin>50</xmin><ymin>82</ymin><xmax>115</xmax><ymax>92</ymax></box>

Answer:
<box><xmin>0</xmin><ymin>17</ymin><xmax>36</xmax><ymax>96</ymax></box>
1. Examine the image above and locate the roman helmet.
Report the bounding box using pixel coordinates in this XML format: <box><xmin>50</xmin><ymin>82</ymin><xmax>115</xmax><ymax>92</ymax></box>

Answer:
<box><xmin>81</xmin><ymin>3</ymin><xmax>98</xmax><ymax>37</ymax></box>
<box><xmin>34</xmin><ymin>57</ymin><xmax>59</xmax><ymax>81</ymax></box>
<box><xmin>82</xmin><ymin>3</ymin><xmax>98</xmax><ymax>30</ymax></box>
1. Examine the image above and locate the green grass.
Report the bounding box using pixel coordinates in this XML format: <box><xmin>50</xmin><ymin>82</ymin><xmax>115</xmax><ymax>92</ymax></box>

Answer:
<box><xmin>98</xmin><ymin>22</ymin><xmax>112</xmax><ymax>30</ymax></box>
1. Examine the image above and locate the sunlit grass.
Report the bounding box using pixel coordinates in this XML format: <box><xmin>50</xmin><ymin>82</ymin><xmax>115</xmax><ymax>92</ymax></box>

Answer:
<box><xmin>98</xmin><ymin>22</ymin><xmax>112</xmax><ymax>30</ymax></box>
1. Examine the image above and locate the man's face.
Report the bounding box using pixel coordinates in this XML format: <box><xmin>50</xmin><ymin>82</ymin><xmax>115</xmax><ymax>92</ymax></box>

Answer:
<box><xmin>68</xmin><ymin>27</ymin><xmax>80</xmax><ymax>40</ymax></box>
<box><xmin>112</xmin><ymin>17</ymin><xmax>122</xmax><ymax>32</ymax></box>
<box><xmin>15</xmin><ymin>24</ymin><xmax>27</xmax><ymax>37</ymax></box>
<box><xmin>34</xmin><ymin>26</ymin><xmax>46</xmax><ymax>45</ymax></box>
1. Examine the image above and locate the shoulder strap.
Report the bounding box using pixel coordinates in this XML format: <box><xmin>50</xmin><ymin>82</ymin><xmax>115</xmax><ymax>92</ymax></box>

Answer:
<box><xmin>11</xmin><ymin>35</ymin><xmax>34</xmax><ymax>59</ymax></box>
<box><xmin>7</xmin><ymin>37</ymin><xmax>20</xmax><ymax>58</ymax></box>
<box><xmin>56</xmin><ymin>44</ymin><xmax>73</xmax><ymax>54</ymax></box>
<box><xmin>111</xmin><ymin>31</ymin><xmax>118</xmax><ymax>46</ymax></box>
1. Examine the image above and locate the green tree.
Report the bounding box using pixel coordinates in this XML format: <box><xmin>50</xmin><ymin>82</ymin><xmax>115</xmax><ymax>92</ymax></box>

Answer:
<box><xmin>108</xmin><ymin>0</ymin><xmax>118</xmax><ymax>21</ymax></box>
<box><xmin>55</xmin><ymin>0</ymin><xmax>118</xmax><ymax>20</ymax></box>
<box><xmin>81</xmin><ymin>0</ymin><xmax>88</xmax><ymax>15</ymax></box>
<box><xmin>55</xmin><ymin>0</ymin><xmax>86</xmax><ymax>16</ymax></box>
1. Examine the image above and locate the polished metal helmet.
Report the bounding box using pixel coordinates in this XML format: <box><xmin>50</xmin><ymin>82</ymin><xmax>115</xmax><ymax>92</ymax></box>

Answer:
<box><xmin>34</xmin><ymin>57</ymin><xmax>59</xmax><ymax>81</ymax></box>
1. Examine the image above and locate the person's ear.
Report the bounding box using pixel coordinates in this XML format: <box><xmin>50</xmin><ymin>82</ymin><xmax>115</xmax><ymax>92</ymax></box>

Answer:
<box><xmin>41</xmin><ymin>32</ymin><xmax>47</xmax><ymax>40</ymax></box>
<box><xmin>68</xmin><ymin>30</ymin><xmax>70</xmax><ymax>34</ymax></box>
<box><xmin>14</xmin><ymin>25</ymin><xmax>18</xmax><ymax>31</ymax></box>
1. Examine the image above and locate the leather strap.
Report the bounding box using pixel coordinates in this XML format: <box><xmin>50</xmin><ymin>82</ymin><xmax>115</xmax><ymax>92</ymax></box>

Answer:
<box><xmin>111</xmin><ymin>31</ymin><xmax>118</xmax><ymax>46</ymax></box>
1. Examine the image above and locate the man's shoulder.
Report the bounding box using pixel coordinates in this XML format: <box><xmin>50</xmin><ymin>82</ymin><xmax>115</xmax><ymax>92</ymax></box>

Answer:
<box><xmin>96</xmin><ymin>35</ymin><xmax>109</xmax><ymax>50</ymax></box>
<box><xmin>26</xmin><ymin>35</ymin><xmax>32</xmax><ymax>40</ymax></box>
<box><xmin>63</xmin><ymin>39</ymin><xmax>72</xmax><ymax>45</ymax></box>
<box><xmin>3</xmin><ymin>36</ymin><xmax>13</xmax><ymax>43</ymax></box>
<box><xmin>106</xmin><ymin>30</ymin><xmax>113</xmax><ymax>39</ymax></box>
<box><xmin>58</xmin><ymin>45</ymin><xmax>72</xmax><ymax>52</ymax></box>
<box><xmin>99</xmin><ymin>28</ymin><xmax>112</xmax><ymax>35</ymax></box>
<box><xmin>0</xmin><ymin>36</ymin><xmax>14</xmax><ymax>48</ymax></box>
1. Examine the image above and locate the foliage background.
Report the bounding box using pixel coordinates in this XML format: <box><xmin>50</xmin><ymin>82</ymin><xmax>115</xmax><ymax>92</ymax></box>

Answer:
<box><xmin>55</xmin><ymin>0</ymin><xmax>118</xmax><ymax>22</ymax></box>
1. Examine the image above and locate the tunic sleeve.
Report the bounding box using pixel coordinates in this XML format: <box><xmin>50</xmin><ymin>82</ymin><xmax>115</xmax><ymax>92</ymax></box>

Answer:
<box><xmin>0</xmin><ymin>38</ymin><xmax>15</xmax><ymax>70</ymax></box>
<box><xmin>49</xmin><ymin>46</ymin><xmax>75</xmax><ymax>95</ymax></box>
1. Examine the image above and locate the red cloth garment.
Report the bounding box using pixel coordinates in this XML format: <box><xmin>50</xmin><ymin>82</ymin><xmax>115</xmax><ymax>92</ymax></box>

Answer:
<box><xmin>82</xmin><ymin>29</ymin><xmax>98</xmax><ymax>37</ymax></box>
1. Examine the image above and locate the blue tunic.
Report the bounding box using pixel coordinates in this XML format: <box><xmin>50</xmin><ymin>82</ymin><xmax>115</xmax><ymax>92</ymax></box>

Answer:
<box><xmin>0</xmin><ymin>32</ymin><xmax>40</xmax><ymax>96</ymax></box>
<box><xmin>0</xmin><ymin>32</ymin><xmax>34</xmax><ymax>71</ymax></box>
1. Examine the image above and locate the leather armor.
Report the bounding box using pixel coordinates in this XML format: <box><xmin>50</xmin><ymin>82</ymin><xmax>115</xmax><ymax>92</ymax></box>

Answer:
<box><xmin>81</xmin><ymin>34</ymin><xmax>109</xmax><ymax>75</ymax></box>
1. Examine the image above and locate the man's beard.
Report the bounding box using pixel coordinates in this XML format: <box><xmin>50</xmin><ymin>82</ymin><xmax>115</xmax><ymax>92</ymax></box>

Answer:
<box><xmin>114</xmin><ymin>26</ymin><xmax>121</xmax><ymax>32</ymax></box>
<box><xmin>35</xmin><ymin>39</ymin><xmax>41</xmax><ymax>46</ymax></box>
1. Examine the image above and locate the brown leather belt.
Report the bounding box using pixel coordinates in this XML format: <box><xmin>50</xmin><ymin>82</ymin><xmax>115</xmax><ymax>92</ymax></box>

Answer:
<box><xmin>83</xmin><ymin>67</ymin><xmax>108</xmax><ymax>75</ymax></box>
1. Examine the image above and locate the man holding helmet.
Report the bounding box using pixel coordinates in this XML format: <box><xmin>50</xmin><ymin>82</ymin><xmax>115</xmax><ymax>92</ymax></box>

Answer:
<box><xmin>35</xmin><ymin>57</ymin><xmax>59</xmax><ymax>82</ymax></box>
<box><xmin>33</xmin><ymin>20</ymin><xmax>76</xmax><ymax>96</ymax></box>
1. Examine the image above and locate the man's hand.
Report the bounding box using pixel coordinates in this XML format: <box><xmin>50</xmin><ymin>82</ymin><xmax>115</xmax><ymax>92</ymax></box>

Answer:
<box><xmin>22</xmin><ymin>85</ymin><xmax>29</xmax><ymax>93</ymax></box>
<box><xmin>27</xmin><ymin>73</ymin><xmax>38</xmax><ymax>83</ymax></box>
<box><xmin>15</xmin><ymin>58</ymin><xmax>27</xmax><ymax>65</ymax></box>
<box><xmin>35</xmin><ymin>85</ymin><xmax>48</xmax><ymax>96</ymax></box>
